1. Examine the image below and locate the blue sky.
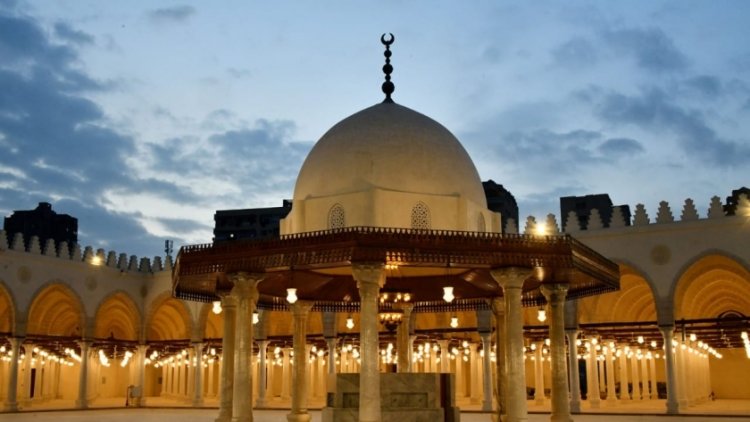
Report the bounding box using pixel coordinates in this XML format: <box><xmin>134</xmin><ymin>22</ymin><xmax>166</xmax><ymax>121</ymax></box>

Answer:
<box><xmin>1</xmin><ymin>0</ymin><xmax>749</xmax><ymax>258</ymax></box>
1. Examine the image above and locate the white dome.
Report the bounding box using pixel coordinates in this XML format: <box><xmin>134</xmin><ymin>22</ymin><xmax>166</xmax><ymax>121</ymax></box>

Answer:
<box><xmin>293</xmin><ymin>101</ymin><xmax>487</xmax><ymax>208</ymax></box>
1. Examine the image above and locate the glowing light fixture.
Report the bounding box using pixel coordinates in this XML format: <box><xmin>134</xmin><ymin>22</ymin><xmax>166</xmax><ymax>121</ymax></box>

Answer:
<box><xmin>537</xmin><ymin>307</ymin><xmax>547</xmax><ymax>322</ymax></box>
<box><xmin>346</xmin><ymin>315</ymin><xmax>355</xmax><ymax>330</ymax></box>
<box><xmin>91</xmin><ymin>255</ymin><xmax>102</xmax><ymax>266</ymax></box>
<box><xmin>637</xmin><ymin>335</ymin><xmax>644</xmax><ymax>344</ymax></box>
<box><xmin>689</xmin><ymin>333</ymin><xmax>697</xmax><ymax>342</ymax></box>
<box><xmin>286</xmin><ymin>288</ymin><xmax>298</xmax><ymax>304</ymax></box>
<box><xmin>650</xmin><ymin>340</ymin><xmax>657</xmax><ymax>348</ymax></box>
<box><xmin>252</xmin><ymin>311</ymin><xmax>260</xmax><ymax>325</ymax></box>
<box><xmin>450</xmin><ymin>315</ymin><xmax>459</xmax><ymax>328</ymax></box>
<box><xmin>534</xmin><ymin>222</ymin><xmax>547</xmax><ymax>236</ymax></box>
<box><xmin>212</xmin><ymin>301</ymin><xmax>222</xmax><ymax>314</ymax></box>
<box><xmin>442</xmin><ymin>286</ymin><xmax>455</xmax><ymax>303</ymax></box>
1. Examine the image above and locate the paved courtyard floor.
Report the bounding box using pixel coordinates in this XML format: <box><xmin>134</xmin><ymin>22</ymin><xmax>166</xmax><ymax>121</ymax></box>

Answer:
<box><xmin>3</xmin><ymin>398</ymin><xmax>750</xmax><ymax>421</ymax></box>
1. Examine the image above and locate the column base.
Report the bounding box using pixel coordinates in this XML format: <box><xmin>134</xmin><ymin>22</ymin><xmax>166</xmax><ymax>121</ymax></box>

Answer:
<box><xmin>570</xmin><ymin>401</ymin><xmax>581</xmax><ymax>414</ymax></box>
<box><xmin>75</xmin><ymin>399</ymin><xmax>88</xmax><ymax>409</ymax></box>
<box><xmin>255</xmin><ymin>397</ymin><xmax>268</xmax><ymax>408</ymax></box>
<box><xmin>534</xmin><ymin>397</ymin><xmax>545</xmax><ymax>405</ymax></box>
<box><xmin>3</xmin><ymin>402</ymin><xmax>19</xmax><ymax>412</ymax></box>
<box><xmin>605</xmin><ymin>397</ymin><xmax>618</xmax><ymax>406</ymax></box>
<box><xmin>286</xmin><ymin>411</ymin><xmax>311</xmax><ymax>422</ymax></box>
<box><xmin>666</xmin><ymin>399</ymin><xmax>680</xmax><ymax>414</ymax></box>
<box><xmin>482</xmin><ymin>400</ymin><xmax>493</xmax><ymax>411</ymax></box>
<box><xmin>192</xmin><ymin>398</ymin><xmax>204</xmax><ymax>407</ymax></box>
<box><xmin>550</xmin><ymin>415</ymin><xmax>573</xmax><ymax>422</ymax></box>
<box><xmin>588</xmin><ymin>399</ymin><xmax>600</xmax><ymax>409</ymax></box>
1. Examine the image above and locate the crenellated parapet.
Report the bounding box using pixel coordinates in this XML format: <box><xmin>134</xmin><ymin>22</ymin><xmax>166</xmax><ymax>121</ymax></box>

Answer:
<box><xmin>522</xmin><ymin>193</ymin><xmax>750</xmax><ymax>235</ymax></box>
<box><xmin>0</xmin><ymin>230</ymin><xmax>173</xmax><ymax>274</ymax></box>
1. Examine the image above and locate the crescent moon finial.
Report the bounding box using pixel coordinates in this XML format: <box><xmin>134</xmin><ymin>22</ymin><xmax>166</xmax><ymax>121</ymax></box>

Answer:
<box><xmin>381</xmin><ymin>33</ymin><xmax>394</xmax><ymax>46</ymax></box>
<box><xmin>380</xmin><ymin>33</ymin><xmax>395</xmax><ymax>103</ymax></box>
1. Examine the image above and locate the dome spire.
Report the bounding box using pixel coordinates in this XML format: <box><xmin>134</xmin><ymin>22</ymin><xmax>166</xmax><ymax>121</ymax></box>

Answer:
<box><xmin>380</xmin><ymin>33</ymin><xmax>395</xmax><ymax>103</ymax></box>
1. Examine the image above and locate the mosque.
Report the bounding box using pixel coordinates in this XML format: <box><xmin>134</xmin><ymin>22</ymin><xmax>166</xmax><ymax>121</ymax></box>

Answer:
<box><xmin>0</xmin><ymin>36</ymin><xmax>749</xmax><ymax>422</ymax></box>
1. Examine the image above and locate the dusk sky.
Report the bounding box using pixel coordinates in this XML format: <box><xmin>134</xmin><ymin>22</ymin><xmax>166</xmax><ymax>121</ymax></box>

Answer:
<box><xmin>1</xmin><ymin>1</ymin><xmax>749</xmax><ymax>258</ymax></box>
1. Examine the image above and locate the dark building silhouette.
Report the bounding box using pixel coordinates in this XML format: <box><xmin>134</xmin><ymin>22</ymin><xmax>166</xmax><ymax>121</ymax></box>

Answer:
<box><xmin>482</xmin><ymin>180</ymin><xmax>519</xmax><ymax>232</ymax></box>
<box><xmin>723</xmin><ymin>186</ymin><xmax>750</xmax><ymax>216</ymax></box>
<box><xmin>560</xmin><ymin>194</ymin><xmax>631</xmax><ymax>230</ymax></box>
<box><xmin>213</xmin><ymin>200</ymin><xmax>292</xmax><ymax>242</ymax></box>
<box><xmin>3</xmin><ymin>202</ymin><xmax>78</xmax><ymax>250</ymax></box>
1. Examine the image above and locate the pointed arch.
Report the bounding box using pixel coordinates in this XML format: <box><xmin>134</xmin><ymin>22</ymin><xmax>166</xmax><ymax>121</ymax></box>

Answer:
<box><xmin>578</xmin><ymin>264</ymin><xmax>657</xmax><ymax>323</ymax></box>
<box><xmin>0</xmin><ymin>280</ymin><xmax>15</xmax><ymax>334</ymax></box>
<box><xmin>26</xmin><ymin>282</ymin><xmax>85</xmax><ymax>337</ymax></box>
<box><xmin>94</xmin><ymin>291</ymin><xmax>141</xmax><ymax>341</ymax></box>
<box><xmin>674</xmin><ymin>253</ymin><xmax>750</xmax><ymax>319</ymax></box>
<box><xmin>145</xmin><ymin>292</ymin><xmax>193</xmax><ymax>341</ymax></box>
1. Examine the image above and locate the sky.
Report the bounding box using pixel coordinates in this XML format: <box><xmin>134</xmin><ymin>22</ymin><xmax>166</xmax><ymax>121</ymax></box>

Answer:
<box><xmin>1</xmin><ymin>0</ymin><xmax>749</xmax><ymax>258</ymax></box>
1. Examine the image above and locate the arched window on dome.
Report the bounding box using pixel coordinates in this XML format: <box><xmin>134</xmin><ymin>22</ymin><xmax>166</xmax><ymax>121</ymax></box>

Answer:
<box><xmin>328</xmin><ymin>204</ymin><xmax>345</xmax><ymax>229</ymax></box>
<box><xmin>477</xmin><ymin>213</ymin><xmax>486</xmax><ymax>233</ymax></box>
<box><xmin>410</xmin><ymin>202</ymin><xmax>431</xmax><ymax>230</ymax></box>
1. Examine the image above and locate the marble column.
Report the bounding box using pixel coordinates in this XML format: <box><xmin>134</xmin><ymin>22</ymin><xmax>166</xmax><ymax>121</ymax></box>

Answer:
<box><xmin>617</xmin><ymin>350</ymin><xmax>629</xmax><ymax>401</ymax></box>
<box><xmin>396</xmin><ymin>304</ymin><xmax>414</xmax><ymax>373</ymax></box>
<box><xmin>76</xmin><ymin>340</ymin><xmax>91</xmax><ymax>409</ymax></box>
<box><xmin>135</xmin><ymin>344</ymin><xmax>148</xmax><ymax>406</ymax></box>
<box><xmin>660</xmin><ymin>327</ymin><xmax>678</xmax><ymax>414</ymax></box>
<box><xmin>491</xmin><ymin>297</ymin><xmax>507</xmax><ymax>418</ymax></box>
<box><xmin>541</xmin><ymin>283</ymin><xmax>571</xmax><ymax>422</ymax></box>
<box><xmin>281</xmin><ymin>348</ymin><xmax>291</xmax><ymax>399</ymax></box>
<box><xmin>604</xmin><ymin>343</ymin><xmax>617</xmax><ymax>405</ymax></box>
<box><xmin>586</xmin><ymin>340</ymin><xmax>600</xmax><ymax>408</ymax></box>
<box><xmin>287</xmin><ymin>300</ymin><xmax>313</xmax><ymax>422</ymax></box>
<box><xmin>206</xmin><ymin>358</ymin><xmax>215</xmax><ymax>398</ymax></box>
<box><xmin>438</xmin><ymin>340</ymin><xmax>451</xmax><ymax>374</ymax></box>
<box><xmin>193</xmin><ymin>342</ymin><xmax>204</xmax><ymax>406</ymax></box>
<box><xmin>216</xmin><ymin>291</ymin><xmax>238</xmax><ymax>422</ymax></box>
<box><xmin>3</xmin><ymin>337</ymin><xmax>22</xmax><ymax>412</ymax></box>
<box><xmin>630</xmin><ymin>353</ymin><xmax>641</xmax><ymax>400</ymax></box>
<box><xmin>255</xmin><ymin>340</ymin><xmax>269</xmax><ymax>407</ymax></box>
<box><xmin>230</xmin><ymin>272</ymin><xmax>262</xmax><ymax>422</ymax></box>
<box><xmin>325</xmin><ymin>338</ymin><xmax>336</xmax><ymax>374</ymax></box>
<box><xmin>648</xmin><ymin>353</ymin><xmax>657</xmax><ymax>401</ymax></box>
<box><xmin>491</xmin><ymin>267</ymin><xmax>532</xmax><ymax>422</ymax></box>
<box><xmin>565</xmin><ymin>330</ymin><xmax>581</xmax><ymax>413</ymax></box>
<box><xmin>469</xmin><ymin>343</ymin><xmax>480</xmax><ymax>404</ymax></box>
<box><xmin>479</xmin><ymin>335</ymin><xmax>493</xmax><ymax>411</ymax></box>
<box><xmin>21</xmin><ymin>344</ymin><xmax>33</xmax><ymax>404</ymax></box>
<box><xmin>640</xmin><ymin>352</ymin><xmax>650</xmax><ymax>400</ymax></box>
<box><xmin>455</xmin><ymin>350</ymin><xmax>465</xmax><ymax>399</ymax></box>
<box><xmin>533</xmin><ymin>343</ymin><xmax>545</xmax><ymax>405</ymax></box>
<box><xmin>352</xmin><ymin>263</ymin><xmax>386</xmax><ymax>422</ymax></box>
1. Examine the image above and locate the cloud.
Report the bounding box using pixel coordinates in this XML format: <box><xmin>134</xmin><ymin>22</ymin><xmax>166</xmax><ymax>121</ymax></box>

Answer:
<box><xmin>53</xmin><ymin>21</ymin><xmax>94</xmax><ymax>45</ymax></box>
<box><xmin>552</xmin><ymin>37</ymin><xmax>598</xmax><ymax>68</ymax></box>
<box><xmin>598</xmin><ymin>137</ymin><xmax>644</xmax><ymax>156</ymax></box>
<box><xmin>682</xmin><ymin>75</ymin><xmax>722</xmax><ymax>99</ymax></box>
<box><xmin>593</xmin><ymin>87</ymin><xmax>749</xmax><ymax>166</ymax></box>
<box><xmin>601</xmin><ymin>27</ymin><xmax>688</xmax><ymax>72</ymax></box>
<box><xmin>148</xmin><ymin>5</ymin><xmax>196</xmax><ymax>23</ymax></box>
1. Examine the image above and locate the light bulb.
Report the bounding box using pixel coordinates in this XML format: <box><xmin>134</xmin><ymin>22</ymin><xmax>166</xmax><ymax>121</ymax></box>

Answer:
<box><xmin>346</xmin><ymin>315</ymin><xmax>354</xmax><ymax>330</ymax></box>
<box><xmin>637</xmin><ymin>335</ymin><xmax>644</xmax><ymax>344</ymax></box>
<box><xmin>252</xmin><ymin>311</ymin><xmax>259</xmax><ymax>325</ymax></box>
<box><xmin>442</xmin><ymin>286</ymin><xmax>454</xmax><ymax>303</ymax></box>
<box><xmin>212</xmin><ymin>301</ymin><xmax>222</xmax><ymax>314</ymax></box>
<box><xmin>537</xmin><ymin>308</ymin><xmax>547</xmax><ymax>322</ymax></box>
<box><xmin>450</xmin><ymin>315</ymin><xmax>458</xmax><ymax>328</ymax></box>
<box><xmin>286</xmin><ymin>288</ymin><xmax>298</xmax><ymax>304</ymax></box>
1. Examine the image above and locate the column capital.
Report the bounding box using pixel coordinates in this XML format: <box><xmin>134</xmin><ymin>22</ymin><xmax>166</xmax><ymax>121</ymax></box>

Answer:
<box><xmin>229</xmin><ymin>271</ymin><xmax>264</xmax><ymax>302</ymax></box>
<box><xmin>540</xmin><ymin>283</ymin><xmax>569</xmax><ymax>303</ymax></box>
<box><xmin>352</xmin><ymin>262</ymin><xmax>386</xmax><ymax>288</ymax></box>
<box><xmin>288</xmin><ymin>300</ymin><xmax>314</xmax><ymax>316</ymax></box>
<box><xmin>490</xmin><ymin>297</ymin><xmax>505</xmax><ymax>315</ymax></box>
<box><xmin>217</xmin><ymin>290</ymin><xmax>238</xmax><ymax>308</ymax></box>
<box><xmin>490</xmin><ymin>266</ymin><xmax>533</xmax><ymax>290</ymax></box>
